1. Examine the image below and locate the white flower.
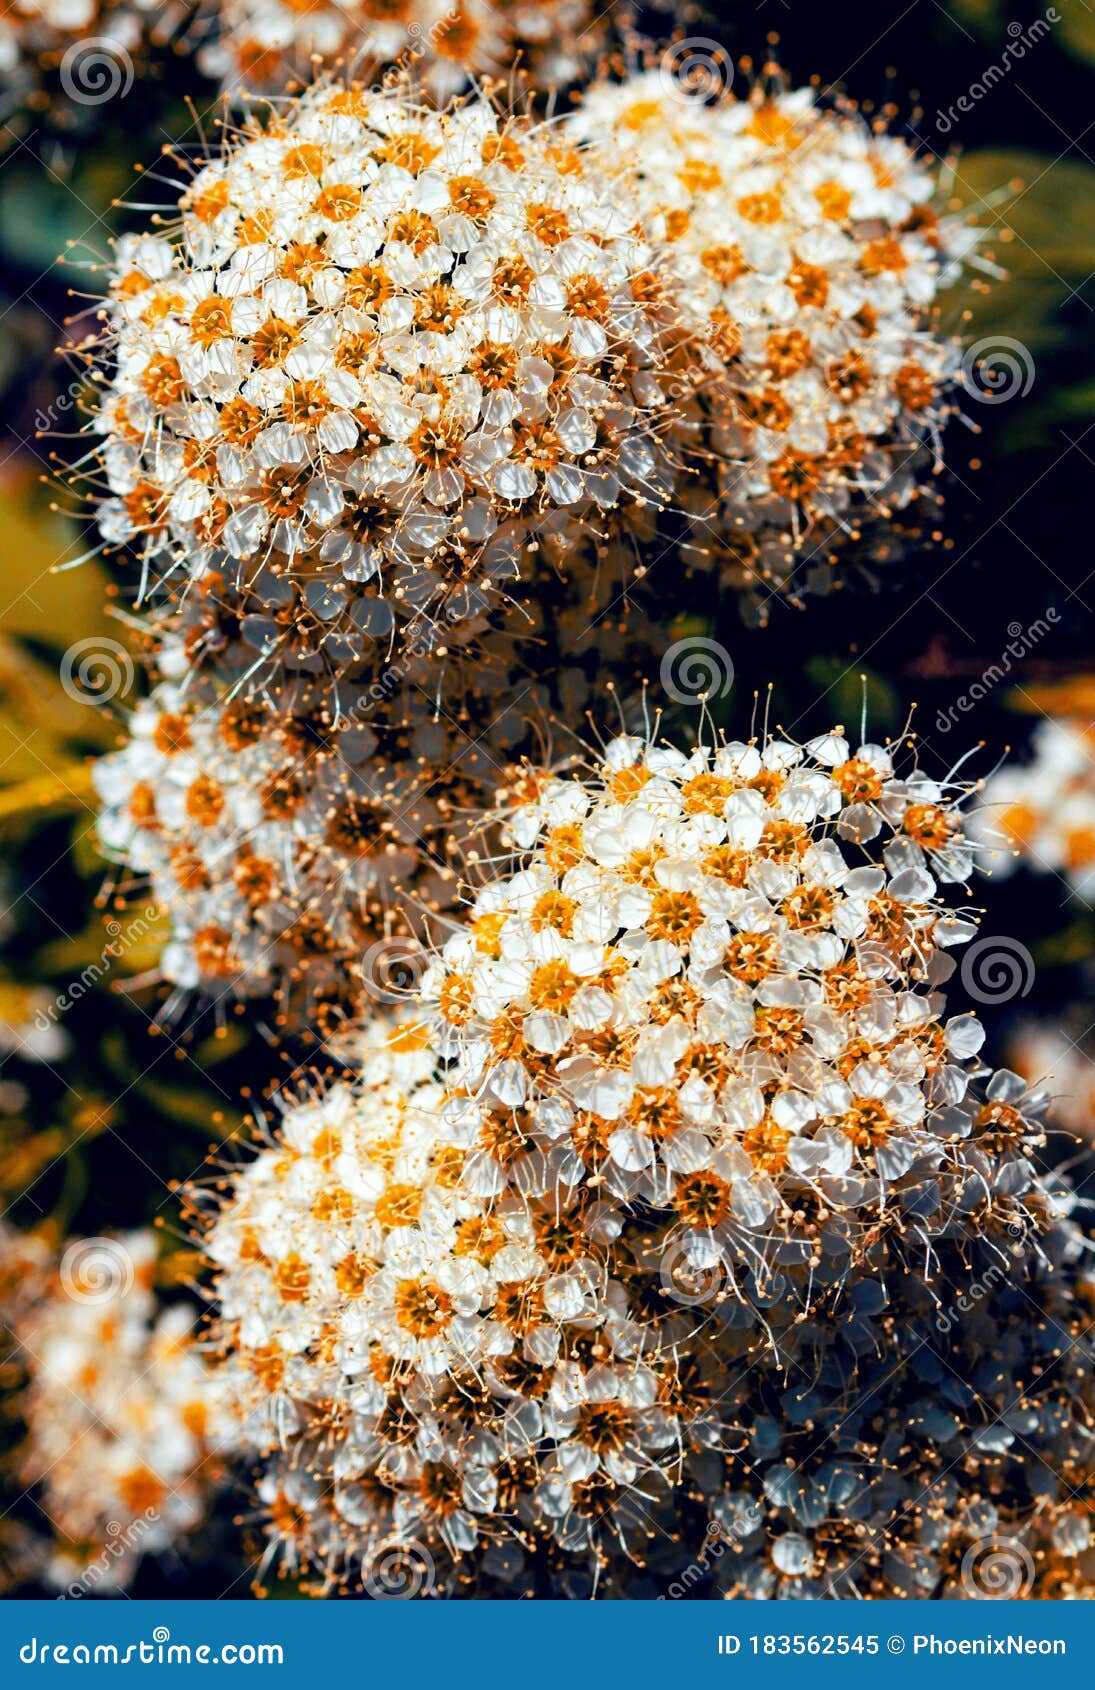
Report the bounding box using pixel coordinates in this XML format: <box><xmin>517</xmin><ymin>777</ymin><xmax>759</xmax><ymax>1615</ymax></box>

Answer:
<box><xmin>198</xmin><ymin>1</ymin><xmax>606</xmax><ymax>104</ymax></box>
<box><xmin>92</xmin><ymin>518</ymin><xmax>667</xmax><ymax>1029</ymax></box>
<box><xmin>568</xmin><ymin>75</ymin><xmax>976</xmax><ymax>619</ymax></box>
<box><xmin>83</xmin><ymin>80</ymin><xmax>672</xmax><ymax>679</ymax></box>
<box><xmin>973</xmin><ymin>717</ymin><xmax>1095</xmax><ymax>900</ymax></box>
<box><xmin>8</xmin><ymin>1229</ymin><xmax>224</xmax><ymax>1591</ymax></box>
<box><xmin>426</xmin><ymin>725</ymin><xmax>1045</xmax><ymax>1296</ymax></box>
<box><xmin>0</xmin><ymin>0</ymin><xmax>157</xmax><ymax>114</ymax></box>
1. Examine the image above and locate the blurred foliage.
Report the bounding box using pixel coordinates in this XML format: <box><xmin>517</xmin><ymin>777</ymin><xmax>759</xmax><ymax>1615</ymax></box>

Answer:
<box><xmin>950</xmin><ymin>0</ymin><xmax>1095</xmax><ymax>65</ymax></box>
<box><xmin>0</xmin><ymin>474</ymin><xmax>114</xmax><ymax>833</ymax></box>
<box><xmin>951</xmin><ymin>151</ymin><xmax>1095</xmax><ymax>447</ymax></box>
<box><xmin>953</xmin><ymin>153</ymin><xmax>1095</xmax><ymax>353</ymax></box>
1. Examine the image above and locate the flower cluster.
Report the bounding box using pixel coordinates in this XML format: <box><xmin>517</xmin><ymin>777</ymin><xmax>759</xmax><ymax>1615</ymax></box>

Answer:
<box><xmin>29</xmin><ymin>18</ymin><xmax>1090</xmax><ymax>1610</ymax></box>
<box><xmin>570</xmin><ymin>75</ymin><xmax>975</xmax><ymax>618</ymax></box>
<box><xmin>0</xmin><ymin>0</ymin><xmax>174</xmax><ymax>130</ymax></box>
<box><xmin>973</xmin><ymin>716</ymin><xmax>1095</xmax><ymax>899</ymax></box>
<box><xmin>1008</xmin><ymin>1020</ymin><xmax>1095</xmax><ymax>1144</ymax></box>
<box><xmin>85</xmin><ymin>80</ymin><xmax>670</xmax><ymax>667</ymax></box>
<box><xmin>702</xmin><ymin>1216</ymin><xmax>1095</xmax><ymax>1600</ymax></box>
<box><xmin>93</xmin><ymin>535</ymin><xmax>668</xmax><ymax>1028</ymax></box>
<box><xmin>71</xmin><ymin>66</ymin><xmax>992</xmax><ymax>1024</ymax></box>
<box><xmin>199</xmin><ymin>1015</ymin><xmax>710</xmax><ymax>1592</ymax></box>
<box><xmin>0</xmin><ymin>1</ymin><xmax>606</xmax><ymax>131</ymax></box>
<box><xmin>191</xmin><ymin>724</ymin><xmax>1094</xmax><ymax>1598</ymax></box>
<box><xmin>198</xmin><ymin>1</ymin><xmax>604</xmax><ymax>103</ymax></box>
<box><xmin>424</xmin><ymin>728</ymin><xmax>1044</xmax><ymax>1304</ymax></box>
<box><xmin>6</xmin><ymin>1230</ymin><xmax>225</xmax><ymax>1593</ymax></box>
<box><xmin>94</xmin><ymin>662</ymin><xmax>483</xmax><ymax>1018</ymax></box>
<box><xmin>67</xmin><ymin>67</ymin><xmax>980</xmax><ymax>637</ymax></box>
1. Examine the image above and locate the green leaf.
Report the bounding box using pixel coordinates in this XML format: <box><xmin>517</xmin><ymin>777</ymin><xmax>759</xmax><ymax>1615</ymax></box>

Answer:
<box><xmin>803</xmin><ymin>660</ymin><xmax>902</xmax><ymax>736</ymax></box>
<box><xmin>0</xmin><ymin>484</ymin><xmax>111</xmax><ymax>649</ymax></box>
<box><xmin>950</xmin><ymin>151</ymin><xmax>1095</xmax><ymax>350</ymax></box>
<box><xmin>132</xmin><ymin>1075</ymin><xmax>243</xmax><ymax>1140</ymax></box>
<box><xmin>1059</xmin><ymin>7</ymin><xmax>1095</xmax><ymax>65</ymax></box>
<box><xmin>946</xmin><ymin>0</ymin><xmax>1095</xmax><ymax>63</ymax></box>
<box><xmin>33</xmin><ymin>904</ymin><xmax>170</xmax><ymax>982</ymax></box>
<box><xmin>0</xmin><ymin>638</ymin><xmax>111</xmax><ymax>796</ymax></box>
